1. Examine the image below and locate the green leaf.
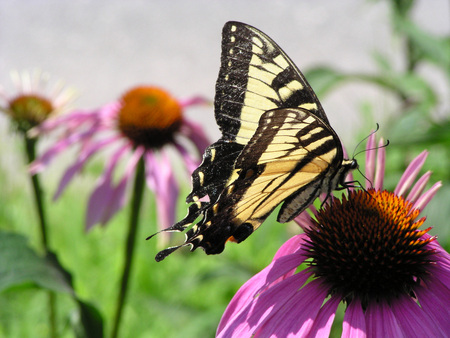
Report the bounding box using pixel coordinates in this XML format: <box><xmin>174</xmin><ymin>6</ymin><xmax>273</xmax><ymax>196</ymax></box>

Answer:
<box><xmin>0</xmin><ymin>231</ymin><xmax>72</xmax><ymax>293</ymax></box>
<box><xmin>0</xmin><ymin>231</ymin><xmax>104</xmax><ymax>337</ymax></box>
<box><xmin>395</xmin><ymin>15</ymin><xmax>450</xmax><ymax>72</ymax></box>
<box><xmin>73</xmin><ymin>301</ymin><xmax>104</xmax><ymax>338</ymax></box>
<box><xmin>304</xmin><ymin>66</ymin><xmax>349</xmax><ymax>97</ymax></box>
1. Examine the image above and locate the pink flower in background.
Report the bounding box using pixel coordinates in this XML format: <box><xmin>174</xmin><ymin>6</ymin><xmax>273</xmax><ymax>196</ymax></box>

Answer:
<box><xmin>217</xmin><ymin>134</ymin><xmax>448</xmax><ymax>337</ymax></box>
<box><xmin>30</xmin><ymin>86</ymin><xmax>210</xmax><ymax>230</ymax></box>
<box><xmin>0</xmin><ymin>70</ymin><xmax>74</xmax><ymax>133</ymax></box>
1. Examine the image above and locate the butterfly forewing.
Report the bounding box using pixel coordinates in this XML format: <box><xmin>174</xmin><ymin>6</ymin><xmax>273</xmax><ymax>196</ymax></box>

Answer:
<box><xmin>215</xmin><ymin>21</ymin><xmax>328</xmax><ymax>146</ymax></box>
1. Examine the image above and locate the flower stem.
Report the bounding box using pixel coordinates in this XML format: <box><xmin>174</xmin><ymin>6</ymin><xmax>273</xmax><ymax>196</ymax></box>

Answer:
<box><xmin>111</xmin><ymin>156</ymin><xmax>146</xmax><ymax>338</ymax></box>
<box><xmin>23</xmin><ymin>135</ymin><xmax>57</xmax><ymax>338</ymax></box>
<box><xmin>24</xmin><ymin>136</ymin><xmax>49</xmax><ymax>248</ymax></box>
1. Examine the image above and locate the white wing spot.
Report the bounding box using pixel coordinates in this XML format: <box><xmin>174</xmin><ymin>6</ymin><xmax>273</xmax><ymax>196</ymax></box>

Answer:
<box><xmin>230</xmin><ymin>36</ymin><xmax>235</xmax><ymax>43</ymax></box>
<box><xmin>299</xmin><ymin>103</ymin><xmax>318</xmax><ymax>111</ymax></box>
<box><xmin>231</xmin><ymin>25</ymin><xmax>237</xmax><ymax>32</ymax></box>
<box><xmin>273</xmin><ymin>54</ymin><xmax>289</xmax><ymax>69</ymax></box>
<box><xmin>252</xmin><ymin>36</ymin><xmax>264</xmax><ymax>48</ymax></box>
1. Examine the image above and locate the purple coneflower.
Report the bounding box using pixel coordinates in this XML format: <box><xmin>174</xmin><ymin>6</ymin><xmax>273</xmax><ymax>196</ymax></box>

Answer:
<box><xmin>0</xmin><ymin>70</ymin><xmax>74</xmax><ymax>133</ymax></box>
<box><xmin>217</xmin><ymin>134</ymin><xmax>448</xmax><ymax>337</ymax></box>
<box><xmin>30</xmin><ymin>86</ymin><xmax>210</xmax><ymax>230</ymax></box>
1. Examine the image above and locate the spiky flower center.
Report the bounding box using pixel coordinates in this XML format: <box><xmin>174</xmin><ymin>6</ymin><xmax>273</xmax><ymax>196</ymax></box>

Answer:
<box><xmin>117</xmin><ymin>86</ymin><xmax>183</xmax><ymax>148</ymax></box>
<box><xmin>8</xmin><ymin>94</ymin><xmax>53</xmax><ymax>132</ymax></box>
<box><xmin>304</xmin><ymin>189</ymin><xmax>435</xmax><ymax>308</ymax></box>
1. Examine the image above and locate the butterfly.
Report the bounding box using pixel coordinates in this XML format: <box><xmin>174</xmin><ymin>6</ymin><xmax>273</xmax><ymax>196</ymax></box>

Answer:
<box><xmin>151</xmin><ymin>21</ymin><xmax>357</xmax><ymax>261</ymax></box>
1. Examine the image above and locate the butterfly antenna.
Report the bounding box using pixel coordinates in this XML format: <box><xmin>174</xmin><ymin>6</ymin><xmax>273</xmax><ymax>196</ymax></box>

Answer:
<box><xmin>352</xmin><ymin>123</ymin><xmax>381</xmax><ymax>159</ymax></box>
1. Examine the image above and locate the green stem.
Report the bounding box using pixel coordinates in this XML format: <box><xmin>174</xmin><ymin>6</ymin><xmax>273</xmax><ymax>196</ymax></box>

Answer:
<box><xmin>111</xmin><ymin>156</ymin><xmax>146</xmax><ymax>338</ymax></box>
<box><xmin>24</xmin><ymin>136</ymin><xmax>49</xmax><ymax>248</ymax></box>
<box><xmin>23</xmin><ymin>135</ymin><xmax>57</xmax><ymax>338</ymax></box>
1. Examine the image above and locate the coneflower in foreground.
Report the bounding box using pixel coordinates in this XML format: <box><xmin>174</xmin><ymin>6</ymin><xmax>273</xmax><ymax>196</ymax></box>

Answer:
<box><xmin>30</xmin><ymin>86</ymin><xmax>210</xmax><ymax>230</ymax></box>
<box><xmin>217</xmin><ymin>135</ymin><xmax>448</xmax><ymax>337</ymax></box>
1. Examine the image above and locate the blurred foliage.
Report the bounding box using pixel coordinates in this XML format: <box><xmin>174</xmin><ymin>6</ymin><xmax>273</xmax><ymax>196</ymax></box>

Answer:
<box><xmin>0</xmin><ymin>0</ymin><xmax>448</xmax><ymax>337</ymax></box>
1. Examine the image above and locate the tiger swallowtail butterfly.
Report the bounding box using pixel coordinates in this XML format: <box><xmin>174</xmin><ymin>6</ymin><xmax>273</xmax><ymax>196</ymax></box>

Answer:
<box><xmin>150</xmin><ymin>21</ymin><xmax>357</xmax><ymax>261</ymax></box>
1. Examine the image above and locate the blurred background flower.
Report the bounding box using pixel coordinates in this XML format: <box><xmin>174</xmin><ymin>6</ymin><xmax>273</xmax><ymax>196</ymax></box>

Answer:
<box><xmin>30</xmin><ymin>86</ymin><xmax>209</xmax><ymax>230</ymax></box>
<box><xmin>0</xmin><ymin>69</ymin><xmax>75</xmax><ymax>134</ymax></box>
<box><xmin>217</xmin><ymin>134</ymin><xmax>447</xmax><ymax>337</ymax></box>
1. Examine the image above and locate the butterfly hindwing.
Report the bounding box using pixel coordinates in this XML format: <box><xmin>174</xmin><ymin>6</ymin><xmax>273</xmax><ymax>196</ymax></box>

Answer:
<box><xmin>153</xmin><ymin>21</ymin><xmax>356</xmax><ymax>261</ymax></box>
<box><xmin>175</xmin><ymin>108</ymin><xmax>342</xmax><ymax>255</ymax></box>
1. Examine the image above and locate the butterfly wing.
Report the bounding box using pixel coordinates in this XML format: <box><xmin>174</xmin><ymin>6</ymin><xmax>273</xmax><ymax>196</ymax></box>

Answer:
<box><xmin>153</xmin><ymin>22</ymin><xmax>352</xmax><ymax>261</ymax></box>
<box><xmin>155</xmin><ymin>108</ymin><xmax>345</xmax><ymax>260</ymax></box>
<box><xmin>187</xmin><ymin>21</ymin><xmax>329</xmax><ymax>205</ymax></box>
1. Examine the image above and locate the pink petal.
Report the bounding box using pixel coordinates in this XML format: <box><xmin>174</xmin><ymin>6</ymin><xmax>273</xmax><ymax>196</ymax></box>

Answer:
<box><xmin>218</xmin><ymin>243</ymin><xmax>309</xmax><ymax>336</ymax></box>
<box><xmin>306</xmin><ymin>294</ymin><xmax>340</xmax><ymax>337</ymax></box>
<box><xmin>390</xmin><ymin>295</ymin><xmax>443</xmax><ymax>337</ymax></box>
<box><xmin>179</xmin><ymin>118</ymin><xmax>211</xmax><ymax>155</ymax></box>
<box><xmin>394</xmin><ymin>150</ymin><xmax>428</xmax><ymax>196</ymax></box>
<box><xmin>29</xmin><ymin>122</ymin><xmax>102</xmax><ymax>174</ymax></box>
<box><xmin>99</xmin><ymin>145</ymin><xmax>145</xmax><ymax>226</ymax></box>
<box><xmin>273</xmin><ymin>234</ymin><xmax>308</xmax><ymax>260</ymax></box>
<box><xmin>294</xmin><ymin>209</ymin><xmax>317</xmax><ymax>232</ymax></box>
<box><xmin>219</xmin><ymin>272</ymin><xmax>311</xmax><ymax>338</ymax></box>
<box><xmin>28</xmin><ymin>109</ymin><xmax>99</xmax><ymax>136</ymax></box>
<box><xmin>178</xmin><ymin>96</ymin><xmax>210</xmax><ymax>108</ymax></box>
<box><xmin>85</xmin><ymin>144</ymin><xmax>130</xmax><ymax>230</ymax></box>
<box><xmin>175</xmin><ymin>143</ymin><xmax>201</xmax><ymax>174</ymax></box>
<box><xmin>342</xmin><ymin>300</ymin><xmax>366</xmax><ymax>338</ymax></box>
<box><xmin>365</xmin><ymin>133</ymin><xmax>376</xmax><ymax>188</ymax></box>
<box><xmin>146</xmin><ymin>151</ymin><xmax>179</xmax><ymax>230</ymax></box>
<box><xmin>53</xmin><ymin>136</ymin><xmax>119</xmax><ymax>200</ymax></box>
<box><xmin>412</xmin><ymin>181</ymin><xmax>442</xmax><ymax>212</ymax></box>
<box><xmin>365</xmin><ymin>300</ymin><xmax>403</xmax><ymax>337</ymax></box>
<box><xmin>406</xmin><ymin>171</ymin><xmax>431</xmax><ymax>204</ymax></box>
<box><xmin>254</xmin><ymin>279</ymin><xmax>329</xmax><ymax>338</ymax></box>
<box><xmin>373</xmin><ymin>138</ymin><xmax>386</xmax><ymax>190</ymax></box>
<box><xmin>415</xmin><ymin>280</ymin><xmax>450</xmax><ymax>335</ymax></box>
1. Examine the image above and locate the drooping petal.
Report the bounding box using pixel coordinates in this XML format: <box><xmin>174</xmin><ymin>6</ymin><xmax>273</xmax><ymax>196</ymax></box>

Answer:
<box><xmin>85</xmin><ymin>144</ymin><xmax>130</xmax><ymax>230</ymax></box>
<box><xmin>342</xmin><ymin>300</ymin><xmax>366</xmax><ymax>338</ymax></box>
<box><xmin>218</xmin><ymin>271</ymin><xmax>312</xmax><ymax>338</ymax></box>
<box><xmin>218</xmin><ymin>237</ymin><xmax>309</xmax><ymax>336</ymax></box>
<box><xmin>394</xmin><ymin>150</ymin><xmax>428</xmax><ymax>196</ymax></box>
<box><xmin>254</xmin><ymin>278</ymin><xmax>329</xmax><ymax>338</ymax></box>
<box><xmin>373</xmin><ymin>138</ymin><xmax>386</xmax><ymax>190</ymax></box>
<box><xmin>415</xmin><ymin>280</ymin><xmax>450</xmax><ymax>335</ymax></box>
<box><xmin>99</xmin><ymin>145</ymin><xmax>145</xmax><ymax>226</ymax></box>
<box><xmin>145</xmin><ymin>151</ymin><xmax>179</xmax><ymax>230</ymax></box>
<box><xmin>144</xmin><ymin>151</ymin><xmax>157</xmax><ymax>192</ymax></box>
<box><xmin>306</xmin><ymin>294</ymin><xmax>340</xmax><ymax>337</ymax></box>
<box><xmin>365</xmin><ymin>133</ymin><xmax>376</xmax><ymax>188</ymax></box>
<box><xmin>174</xmin><ymin>142</ymin><xmax>200</xmax><ymax>174</ymax></box>
<box><xmin>53</xmin><ymin>136</ymin><xmax>119</xmax><ymax>200</ymax></box>
<box><xmin>29</xmin><ymin>120</ymin><xmax>103</xmax><ymax>174</ymax></box>
<box><xmin>390</xmin><ymin>295</ymin><xmax>443</xmax><ymax>337</ymax></box>
<box><xmin>306</xmin><ymin>295</ymin><xmax>341</xmax><ymax>338</ymax></box>
<box><xmin>28</xmin><ymin>108</ymin><xmax>101</xmax><ymax>136</ymax></box>
<box><xmin>179</xmin><ymin>118</ymin><xmax>211</xmax><ymax>155</ymax></box>
<box><xmin>365</xmin><ymin>300</ymin><xmax>403</xmax><ymax>337</ymax></box>
<box><xmin>178</xmin><ymin>96</ymin><xmax>210</xmax><ymax>108</ymax></box>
